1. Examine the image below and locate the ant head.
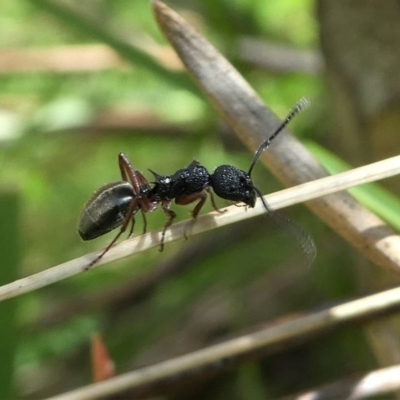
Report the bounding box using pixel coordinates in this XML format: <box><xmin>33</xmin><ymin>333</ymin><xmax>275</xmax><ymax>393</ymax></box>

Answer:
<box><xmin>211</xmin><ymin>98</ymin><xmax>309</xmax><ymax>210</ymax></box>
<box><xmin>211</xmin><ymin>165</ymin><xmax>256</xmax><ymax>207</ymax></box>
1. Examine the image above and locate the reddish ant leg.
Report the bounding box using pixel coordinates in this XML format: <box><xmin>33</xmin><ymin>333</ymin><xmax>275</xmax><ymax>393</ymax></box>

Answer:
<box><xmin>119</xmin><ymin>154</ymin><xmax>156</xmax><ymax>237</ymax></box>
<box><xmin>159</xmin><ymin>200</ymin><xmax>177</xmax><ymax>251</ymax></box>
<box><xmin>206</xmin><ymin>188</ymin><xmax>226</xmax><ymax>215</ymax></box>
<box><xmin>175</xmin><ymin>192</ymin><xmax>207</xmax><ymax>240</ymax></box>
<box><xmin>85</xmin><ymin>197</ymin><xmax>140</xmax><ymax>270</ymax></box>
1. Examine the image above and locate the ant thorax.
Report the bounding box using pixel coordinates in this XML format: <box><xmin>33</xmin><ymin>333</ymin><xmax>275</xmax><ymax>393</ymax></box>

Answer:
<box><xmin>150</xmin><ymin>160</ymin><xmax>210</xmax><ymax>201</ymax></box>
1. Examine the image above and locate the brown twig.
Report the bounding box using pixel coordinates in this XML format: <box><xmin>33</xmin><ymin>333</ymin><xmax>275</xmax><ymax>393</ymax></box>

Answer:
<box><xmin>0</xmin><ymin>45</ymin><xmax>124</xmax><ymax>74</ymax></box>
<box><xmin>56</xmin><ymin>109</ymin><xmax>195</xmax><ymax>137</ymax></box>
<box><xmin>46</xmin><ymin>286</ymin><xmax>400</xmax><ymax>399</ymax></box>
<box><xmin>0</xmin><ymin>43</ymin><xmax>183</xmax><ymax>75</ymax></box>
<box><xmin>238</xmin><ymin>37</ymin><xmax>323</xmax><ymax>74</ymax></box>
<box><xmin>151</xmin><ymin>0</ymin><xmax>400</xmax><ymax>272</ymax></box>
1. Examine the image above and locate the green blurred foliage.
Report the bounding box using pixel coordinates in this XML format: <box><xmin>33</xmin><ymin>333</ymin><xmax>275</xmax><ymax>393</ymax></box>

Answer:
<box><xmin>0</xmin><ymin>0</ymin><xmax>394</xmax><ymax>398</ymax></box>
<box><xmin>0</xmin><ymin>191</ymin><xmax>20</xmax><ymax>400</ymax></box>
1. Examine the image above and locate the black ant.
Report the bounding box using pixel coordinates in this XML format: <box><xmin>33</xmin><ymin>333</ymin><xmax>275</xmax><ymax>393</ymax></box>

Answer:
<box><xmin>79</xmin><ymin>98</ymin><xmax>315</xmax><ymax>269</ymax></box>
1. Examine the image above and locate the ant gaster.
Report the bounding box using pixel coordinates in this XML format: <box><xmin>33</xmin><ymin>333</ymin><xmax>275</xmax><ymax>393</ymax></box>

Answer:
<box><xmin>79</xmin><ymin>98</ymin><xmax>314</xmax><ymax>269</ymax></box>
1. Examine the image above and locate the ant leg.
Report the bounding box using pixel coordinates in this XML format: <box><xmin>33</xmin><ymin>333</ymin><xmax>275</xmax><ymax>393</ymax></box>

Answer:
<box><xmin>141</xmin><ymin>210</ymin><xmax>148</xmax><ymax>235</ymax></box>
<box><xmin>118</xmin><ymin>153</ymin><xmax>143</xmax><ymax>195</ymax></box>
<box><xmin>160</xmin><ymin>200</ymin><xmax>176</xmax><ymax>252</ymax></box>
<box><xmin>206</xmin><ymin>188</ymin><xmax>226</xmax><ymax>214</ymax></box>
<box><xmin>127</xmin><ymin>215</ymin><xmax>136</xmax><ymax>238</ymax></box>
<box><xmin>128</xmin><ymin>208</ymin><xmax>151</xmax><ymax>238</ymax></box>
<box><xmin>176</xmin><ymin>192</ymin><xmax>207</xmax><ymax>240</ymax></box>
<box><xmin>118</xmin><ymin>153</ymin><xmax>130</xmax><ymax>182</ymax></box>
<box><xmin>127</xmin><ymin>209</ymin><xmax>148</xmax><ymax>237</ymax></box>
<box><xmin>176</xmin><ymin>192</ymin><xmax>207</xmax><ymax>218</ymax></box>
<box><xmin>118</xmin><ymin>154</ymin><xmax>156</xmax><ymax>232</ymax></box>
<box><xmin>85</xmin><ymin>198</ymin><xmax>139</xmax><ymax>271</ymax></box>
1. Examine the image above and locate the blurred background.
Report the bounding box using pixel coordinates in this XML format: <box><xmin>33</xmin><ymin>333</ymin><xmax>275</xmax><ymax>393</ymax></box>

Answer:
<box><xmin>0</xmin><ymin>0</ymin><xmax>399</xmax><ymax>399</ymax></box>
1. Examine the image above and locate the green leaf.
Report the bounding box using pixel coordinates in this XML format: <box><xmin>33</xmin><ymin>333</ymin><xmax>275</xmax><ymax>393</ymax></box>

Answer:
<box><xmin>306</xmin><ymin>141</ymin><xmax>400</xmax><ymax>231</ymax></box>
<box><xmin>0</xmin><ymin>190</ymin><xmax>21</xmax><ymax>399</ymax></box>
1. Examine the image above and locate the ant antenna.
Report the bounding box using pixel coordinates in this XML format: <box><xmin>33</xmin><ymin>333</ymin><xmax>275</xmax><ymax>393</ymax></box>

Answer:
<box><xmin>247</xmin><ymin>97</ymin><xmax>310</xmax><ymax>176</ymax></box>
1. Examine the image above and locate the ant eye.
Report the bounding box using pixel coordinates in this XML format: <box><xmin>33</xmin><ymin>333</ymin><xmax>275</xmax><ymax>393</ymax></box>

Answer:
<box><xmin>240</xmin><ymin>177</ymin><xmax>248</xmax><ymax>186</ymax></box>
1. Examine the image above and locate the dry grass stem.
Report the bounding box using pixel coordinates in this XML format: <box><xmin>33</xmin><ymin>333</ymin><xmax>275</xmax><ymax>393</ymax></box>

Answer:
<box><xmin>282</xmin><ymin>364</ymin><xmax>400</xmax><ymax>400</ymax></box>
<box><xmin>152</xmin><ymin>0</ymin><xmax>400</xmax><ymax>271</ymax></box>
<box><xmin>46</xmin><ymin>285</ymin><xmax>400</xmax><ymax>400</ymax></box>
<box><xmin>0</xmin><ymin>45</ymin><xmax>124</xmax><ymax>74</ymax></box>
<box><xmin>0</xmin><ymin>154</ymin><xmax>399</xmax><ymax>303</ymax></box>
<box><xmin>238</xmin><ymin>37</ymin><xmax>323</xmax><ymax>74</ymax></box>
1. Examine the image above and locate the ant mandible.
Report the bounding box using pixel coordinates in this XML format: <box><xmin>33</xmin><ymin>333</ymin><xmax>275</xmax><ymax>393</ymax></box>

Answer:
<box><xmin>79</xmin><ymin>98</ymin><xmax>314</xmax><ymax>269</ymax></box>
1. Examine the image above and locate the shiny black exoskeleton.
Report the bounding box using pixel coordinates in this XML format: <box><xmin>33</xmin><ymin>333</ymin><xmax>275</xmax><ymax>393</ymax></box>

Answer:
<box><xmin>79</xmin><ymin>181</ymin><xmax>136</xmax><ymax>241</ymax></box>
<box><xmin>79</xmin><ymin>98</ymin><xmax>314</xmax><ymax>269</ymax></box>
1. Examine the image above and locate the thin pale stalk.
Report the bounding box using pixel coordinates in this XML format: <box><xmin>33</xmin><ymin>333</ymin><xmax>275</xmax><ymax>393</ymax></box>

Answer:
<box><xmin>151</xmin><ymin>0</ymin><xmax>400</xmax><ymax>271</ymax></box>
<box><xmin>0</xmin><ymin>154</ymin><xmax>399</xmax><ymax>303</ymax></box>
<box><xmin>46</xmin><ymin>285</ymin><xmax>400</xmax><ymax>400</ymax></box>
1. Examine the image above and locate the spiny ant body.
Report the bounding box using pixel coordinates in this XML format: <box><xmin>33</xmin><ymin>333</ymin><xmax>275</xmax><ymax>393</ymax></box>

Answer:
<box><xmin>79</xmin><ymin>98</ymin><xmax>314</xmax><ymax>269</ymax></box>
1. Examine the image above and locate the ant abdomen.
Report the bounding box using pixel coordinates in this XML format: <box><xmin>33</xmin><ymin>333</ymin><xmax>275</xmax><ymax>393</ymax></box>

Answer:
<box><xmin>79</xmin><ymin>181</ymin><xmax>136</xmax><ymax>241</ymax></box>
<box><xmin>211</xmin><ymin>165</ymin><xmax>256</xmax><ymax>207</ymax></box>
